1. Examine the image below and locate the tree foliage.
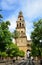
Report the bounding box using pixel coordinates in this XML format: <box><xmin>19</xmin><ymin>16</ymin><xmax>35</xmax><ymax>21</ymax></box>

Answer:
<box><xmin>13</xmin><ymin>30</ymin><xmax>20</xmax><ymax>44</ymax></box>
<box><xmin>0</xmin><ymin>21</ymin><xmax>12</xmax><ymax>52</ymax></box>
<box><xmin>13</xmin><ymin>30</ymin><xmax>20</xmax><ymax>39</ymax></box>
<box><xmin>0</xmin><ymin>21</ymin><xmax>25</xmax><ymax>58</ymax></box>
<box><xmin>6</xmin><ymin>43</ymin><xmax>19</xmax><ymax>57</ymax></box>
<box><xmin>31</xmin><ymin>19</ymin><xmax>42</xmax><ymax>57</ymax></box>
<box><xmin>18</xmin><ymin>50</ymin><xmax>25</xmax><ymax>57</ymax></box>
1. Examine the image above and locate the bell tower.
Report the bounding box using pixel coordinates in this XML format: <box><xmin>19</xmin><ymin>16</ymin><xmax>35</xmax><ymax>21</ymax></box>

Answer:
<box><xmin>16</xmin><ymin>11</ymin><xmax>26</xmax><ymax>37</ymax></box>
<box><xmin>16</xmin><ymin>11</ymin><xmax>28</xmax><ymax>55</ymax></box>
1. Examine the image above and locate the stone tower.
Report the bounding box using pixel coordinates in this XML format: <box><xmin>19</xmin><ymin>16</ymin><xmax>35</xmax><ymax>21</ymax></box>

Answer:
<box><xmin>16</xmin><ymin>11</ymin><xmax>28</xmax><ymax>55</ymax></box>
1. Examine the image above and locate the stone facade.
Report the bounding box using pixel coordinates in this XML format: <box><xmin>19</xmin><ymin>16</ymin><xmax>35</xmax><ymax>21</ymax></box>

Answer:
<box><xmin>16</xmin><ymin>11</ymin><xmax>31</xmax><ymax>56</ymax></box>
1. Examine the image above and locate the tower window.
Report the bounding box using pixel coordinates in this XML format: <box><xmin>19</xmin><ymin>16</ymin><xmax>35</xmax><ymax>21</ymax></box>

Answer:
<box><xmin>17</xmin><ymin>24</ymin><xmax>18</xmax><ymax>27</ymax></box>
<box><xmin>21</xmin><ymin>31</ymin><xmax>23</xmax><ymax>33</ymax></box>
<box><xmin>21</xmin><ymin>31</ymin><xmax>23</xmax><ymax>35</ymax></box>
<box><xmin>20</xmin><ymin>23</ymin><xmax>21</xmax><ymax>27</ymax></box>
<box><xmin>20</xmin><ymin>18</ymin><xmax>21</xmax><ymax>20</ymax></box>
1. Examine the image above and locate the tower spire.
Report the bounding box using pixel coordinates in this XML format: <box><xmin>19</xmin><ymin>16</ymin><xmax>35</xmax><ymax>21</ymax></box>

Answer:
<box><xmin>16</xmin><ymin>11</ymin><xmax>26</xmax><ymax>37</ymax></box>
<box><xmin>18</xmin><ymin>11</ymin><xmax>23</xmax><ymax>18</ymax></box>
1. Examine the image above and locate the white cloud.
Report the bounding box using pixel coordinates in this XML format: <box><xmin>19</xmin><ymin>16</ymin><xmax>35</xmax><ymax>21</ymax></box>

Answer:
<box><xmin>25</xmin><ymin>20</ymin><xmax>33</xmax><ymax>40</ymax></box>
<box><xmin>21</xmin><ymin>0</ymin><xmax>42</xmax><ymax>20</ymax></box>
<box><xmin>6</xmin><ymin>15</ymin><xmax>16</xmax><ymax>32</ymax></box>
<box><xmin>12</xmin><ymin>38</ymin><xmax>15</xmax><ymax>43</ymax></box>
<box><xmin>26</xmin><ymin>34</ymin><xmax>31</xmax><ymax>40</ymax></box>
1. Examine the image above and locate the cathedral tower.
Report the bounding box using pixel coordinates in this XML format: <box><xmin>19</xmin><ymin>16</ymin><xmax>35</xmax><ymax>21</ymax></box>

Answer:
<box><xmin>16</xmin><ymin>11</ymin><xmax>28</xmax><ymax>55</ymax></box>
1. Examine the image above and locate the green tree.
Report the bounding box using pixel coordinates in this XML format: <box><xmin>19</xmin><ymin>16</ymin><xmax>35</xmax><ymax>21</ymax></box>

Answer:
<box><xmin>1</xmin><ymin>52</ymin><xmax>8</xmax><ymax>58</ymax></box>
<box><xmin>18</xmin><ymin>50</ymin><xmax>25</xmax><ymax>57</ymax></box>
<box><xmin>0</xmin><ymin>21</ymin><xmax>21</xmax><ymax>59</ymax></box>
<box><xmin>0</xmin><ymin>21</ymin><xmax>12</xmax><ymax>52</ymax></box>
<box><xmin>31</xmin><ymin>19</ymin><xmax>42</xmax><ymax>57</ymax></box>
<box><xmin>13</xmin><ymin>30</ymin><xmax>20</xmax><ymax>44</ymax></box>
<box><xmin>6</xmin><ymin>42</ymin><xmax>25</xmax><ymax>58</ymax></box>
<box><xmin>6</xmin><ymin>43</ymin><xmax>19</xmax><ymax>57</ymax></box>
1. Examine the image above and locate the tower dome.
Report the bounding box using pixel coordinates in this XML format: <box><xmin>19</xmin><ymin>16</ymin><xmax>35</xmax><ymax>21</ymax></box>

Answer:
<box><xmin>18</xmin><ymin>11</ymin><xmax>23</xmax><ymax>18</ymax></box>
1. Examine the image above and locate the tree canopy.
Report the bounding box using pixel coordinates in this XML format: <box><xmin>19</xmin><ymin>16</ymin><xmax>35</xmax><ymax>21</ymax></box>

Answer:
<box><xmin>0</xmin><ymin>21</ymin><xmax>12</xmax><ymax>52</ymax></box>
<box><xmin>31</xmin><ymin>19</ymin><xmax>42</xmax><ymax>57</ymax></box>
<box><xmin>13</xmin><ymin>30</ymin><xmax>20</xmax><ymax>39</ymax></box>
<box><xmin>0</xmin><ymin>21</ymin><xmax>25</xmax><ymax>58</ymax></box>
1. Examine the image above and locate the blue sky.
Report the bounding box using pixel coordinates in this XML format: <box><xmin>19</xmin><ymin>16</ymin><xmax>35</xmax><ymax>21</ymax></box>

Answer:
<box><xmin>0</xmin><ymin>0</ymin><xmax>42</xmax><ymax>40</ymax></box>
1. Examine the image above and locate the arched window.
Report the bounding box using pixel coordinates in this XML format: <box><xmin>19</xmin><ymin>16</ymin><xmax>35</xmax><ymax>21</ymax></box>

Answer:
<box><xmin>22</xmin><ymin>24</ymin><xmax>24</xmax><ymax>27</ymax></box>
<box><xmin>21</xmin><ymin>31</ymin><xmax>23</xmax><ymax>35</ymax></box>
<box><xmin>21</xmin><ymin>31</ymin><xmax>23</xmax><ymax>33</ymax></box>
<box><xmin>17</xmin><ymin>24</ymin><xmax>18</xmax><ymax>27</ymax></box>
<box><xmin>20</xmin><ymin>18</ymin><xmax>21</xmax><ymax>20</ymax></box>
<box><xmin>27</xmin><ymin>44</ymin><xmax>30</xmax><ymax>46</ymax></box>
<box><xmin>20</xmin><ymin>23</ymin><xmax>21</xmax><ymax>27</ymax></box>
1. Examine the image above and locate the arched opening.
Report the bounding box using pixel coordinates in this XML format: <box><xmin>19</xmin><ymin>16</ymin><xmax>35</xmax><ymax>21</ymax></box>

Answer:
<box><xmin>20</xmin><ymin>23</ymin><xmax>21</xmax><ymax>27</ymax></box>
<box><xmin>26</xmin><ymin>49</ymin><xmax>31</xmax><ymax>58</ymax></box>
<box><xmin>21</xmin><ymin>31</ymin><xmax>23</xmax><ymax>34</ymax></box>
<box><xmin>21</xmin><ymin>31</ymin><xmax>23</xmax><ymax>33</ymax></box>
<box><xmin>27</xmin><ymin>49</ymin><xmax>30</xmax><ymax>52</ymax></box>
<box><xmin>20</xmin><ymin>18</ymin><xmax>21</xmax><ymax>20</ymax></box>
<box><xmin>21</xmin><ymin>31</ymin><xmax>24</xmax><ymax>36</ymax></box>
<box><xmin>22</xmin><ymin>24</ymin><xmax>24</xmax><ymax>27</ymax></box>
<box><xmin>17</xmin><ymin>24</ymin><xmax>18</xmax><ymax>27</ymax></box>
<box><xmin>27</xmin><ymin>44</ymin><xmax>30</xmax><ymax>47</ymax></box>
